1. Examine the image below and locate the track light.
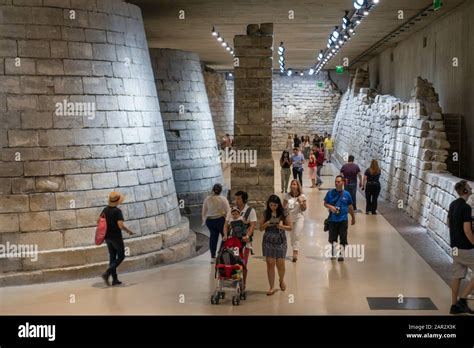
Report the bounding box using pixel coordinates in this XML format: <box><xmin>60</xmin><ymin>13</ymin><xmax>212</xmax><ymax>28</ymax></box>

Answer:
<box><xmin>342</xmin><ymin>11</ymin><xmax>350</xmax><ymax>30</ymax></box>
<box><xmin>373</xmin><ymin>0</ymin><xmax>379</xmax><ymax>3</ymax></box>
<box><xmin>222</xmin><ymin>42</ymin><xmax>227</xmax><ymax>47</ymax></box>
<box><xmin>355</xmin><ymin>17</ymin><xmax>361</xmax><ymax>25</ymax></box>
<box><xmin>309</xmin><ymin>68</ymin><xmax>315</xmax><ymax>75</ymax></box>
<box><xmin>226</xmin><ymin>46</ymin><xmax>231</xmax><ymax>51</ymax></box>
<box><xmin>363</xmin><ymin>7</ymin><xmax>370</xmax><ymax>16</ymax></box>
<box><xmin>211</xmin><ymin>26</ymin><xmax>218</xmax><ymax>36</ymax></box>
<box><xmin>331</xmin><ymin>26</ymin><xmax>340</xmax><ymax>41</ymax></box>
<box><xmin>217</xmin><ymin>35</ymin><xmax>223</xmax><ymax>42</ymax></box>
<box><xmin>354</xmin><ymin>0</ymin><xmax>365</xmax><ymax>10</ymax></box>
<box><xmin>318</xmin><ymin>51</ymin><xmax>323</xmax><ymax>61</ymax></box>
<box><xmin>287</xmin><ymin>69</ymin><xmax>293</xmax><ymax>76</ymax></box>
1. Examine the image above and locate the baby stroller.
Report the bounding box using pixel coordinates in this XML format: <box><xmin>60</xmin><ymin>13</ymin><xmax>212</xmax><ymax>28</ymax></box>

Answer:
<box><xmin>210</xmin><ymin>237</ymin><xmax>247</xmax><ymax>306</ymax></box>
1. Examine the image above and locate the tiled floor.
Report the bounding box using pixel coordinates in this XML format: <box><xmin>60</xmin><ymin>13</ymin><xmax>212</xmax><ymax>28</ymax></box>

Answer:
<box><xmin>0</xmin><ymin>153</ymin><xmax>452</xmax><ymax>315</ymax></box>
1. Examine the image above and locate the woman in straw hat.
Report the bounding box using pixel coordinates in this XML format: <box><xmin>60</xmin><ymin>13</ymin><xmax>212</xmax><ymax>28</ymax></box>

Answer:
<box><xmin>99</xmin><ymin>191</ymin><xmax>135</xmax><ymax>286</ymax></box>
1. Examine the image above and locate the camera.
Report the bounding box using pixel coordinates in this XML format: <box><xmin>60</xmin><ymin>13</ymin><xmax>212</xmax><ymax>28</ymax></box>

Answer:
<box><xmin>335</xmin><ymin>207</ymin><xmax>341</xmax><ymax>215</ymax></box>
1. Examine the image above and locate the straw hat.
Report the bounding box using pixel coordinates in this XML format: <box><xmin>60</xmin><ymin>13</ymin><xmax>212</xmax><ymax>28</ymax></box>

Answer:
<box><xmin>108</xmin><ymin>191</ymin><xmax>125</xmax><ymax>207</ymax></box>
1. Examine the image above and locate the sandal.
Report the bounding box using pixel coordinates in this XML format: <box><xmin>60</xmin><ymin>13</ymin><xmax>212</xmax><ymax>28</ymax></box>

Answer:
<box><xmin>266</xmin><ymin>289</ymin><xmax>276</xmax><ymax>296</ymax></box>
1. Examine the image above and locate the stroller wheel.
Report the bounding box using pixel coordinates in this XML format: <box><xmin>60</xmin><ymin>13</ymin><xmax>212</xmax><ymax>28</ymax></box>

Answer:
<box><xmin>219</xmin><ymin>291</ymin><xmax>225</xmax><ymax>299</ymax></box>
<box><xmin>240</xmin><ymin>291</ymin><xmax>247</xmax><ymax>300</ymax></box>
<box><xmin>211</xmin><ymin>295</ymin><xmax>219</xmax><ymax>305</ymax></box>
<box><xmin>232</xmin><ymin>296</ymin><xmax>240</xmax><ymax>306</ymax></box>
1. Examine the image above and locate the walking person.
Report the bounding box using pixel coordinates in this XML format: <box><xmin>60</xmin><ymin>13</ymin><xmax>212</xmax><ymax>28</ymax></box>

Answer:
<box><xmin>315</xmin><ymin>145</ymin><xmax>325</xmax><ymax>187</ymax></box>
<box><xmin>283</xmin><ymin>180</ymin><xmax>307</xmax><ymax>262</ymax></box>
<box><xmin>202</xmin><ymin>183</ymin><xmax>230</xmax><ymax>263</ymax></box>
<box><xmin>324</xmin><ymin>175</ymin><xmax>356</xmax><ymax>261</ymax></box>
<box><xmin>363</xmin><ymin>159</ymin><xmax>382</xmax><ymax>214</ymax></box>
<box><xmin>448</xmin><ymin>180</ymin><xmax>474</xmax><ymax>314</ymax></box>
<box><xmin>303</xmin><ymin>136</ymin><xmax>311</xmax><ymax>159</ymax></box>
<box><xmin>260</xmin><ymin>195</ymin><xmax>292</xmax><ymax>295</ymax></box>
<box><xmin>286</xmin><ymin>134</ymin><xmax>293</xmax><ymax>152</ymax></box>
<box><xmin>324</xmin><ymin>134</ymin><xmax>334</xmax><ymax>163</ymax></box>
<box><xmin>100</xmin><ymin>192</ymin><xmax>135</xmax><ymax>286</ymax></box>
<box><xmin>291</xmin><ymin>147</ymin><xmax>305</xmax><ymax>187</ymax></box>
<box><xmin>308</xmin><ymin>150</ymin><xmax>317</xmax><ymax>188</ymax></box>
<box><xmin>293</xmin><ymin>134</ymin><xmax>301</xmax><ymax>150</ymax></box>
<box><xmin>280</xmin><ymin>150</ymin><xmax>292</xmax><ymax>193</ymax></box>
<box><xmin>225</xmin><ymin>191</ymin><xmax>257</xmax><ymax>290</ymax></box>
<box><xmin>340</xmin><ymin>155</ymin><xmax>362</xmax><ymax>212</ymax></box>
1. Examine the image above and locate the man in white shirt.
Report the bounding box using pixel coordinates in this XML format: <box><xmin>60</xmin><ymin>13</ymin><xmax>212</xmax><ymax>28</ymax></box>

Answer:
<box><xmin>225</xmin><ymin>191</ymin><xmax>257</xmax><ymax>290</ymax></box>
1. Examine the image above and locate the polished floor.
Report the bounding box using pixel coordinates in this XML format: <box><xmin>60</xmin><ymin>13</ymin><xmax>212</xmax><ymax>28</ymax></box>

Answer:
<box><xmin>0</xmin><ymin>153</ymin><xmax>452</xmax><ymax>315</ymax></box>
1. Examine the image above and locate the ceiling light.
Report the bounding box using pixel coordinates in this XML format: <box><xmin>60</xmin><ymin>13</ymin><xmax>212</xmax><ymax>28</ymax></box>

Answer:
<box><xmin>222</xmin><ymin>42</ymin><xmax>227</xmax><ymax>47</ymax></box>
<box><xmin>318</xmin><ymin>51</ymin><xmax>324</xmax><ymax>61</ymax></box>
<box><xmin>349</xmin><ymin>27</ymin><xmax>354</xmax><ymax>33</ymax></box>
<box><xmin>211</xmin><ymin>26</ymin><xmax>218</xmax><ymax>36</ymax></box>
<box><xmin>226</xmin><ymin>46</ymin><xmax>231</xmax><ymax>51</ymax></box>
<box><xmin>363</xmin><ymin>8</ymin><xmax>370</xmax><ymax>16</ymax></box>
<box><xmin>287</xmin><ymin>69</ymin><xmax>293</xmax><ymax>76</ymax></box>
<box><xmin>373</xmin><ymin>0</ymin><xmax>379</xmax><ymax>3</ymax></box>
<box><xmin>217</xmin><ymin>35</ymin><xmax>223</xmax><ymax>42</ymax></box>
<box><xmin>230</xmin><ymin>50</ymin><xmax>234</xmax><ymax>54</ymax></box>
<box><xmin>309</xmin><ymin>68</ymin><xmax>315</xmax><ymax>75</ymax></box>
<box><xmin>300</xmin><ymin>72</ymin><xmax>304</xmax><ymax>76</ymax></box>
<box><xmin>355</xmin><ymin>17</ymin><xmax>361</xmax><ymax>25</ymax></box>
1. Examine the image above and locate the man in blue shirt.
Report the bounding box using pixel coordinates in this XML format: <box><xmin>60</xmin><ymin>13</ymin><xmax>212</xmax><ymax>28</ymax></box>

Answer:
<box><xmin>324</xmin><ymin>175</ymin><xmax>356</xmax><ymax>261</ymax></box>
<box><xmin>291</xmin><ymin>147</ymin><xmax>305</xmax><ymax>186</ymax></box>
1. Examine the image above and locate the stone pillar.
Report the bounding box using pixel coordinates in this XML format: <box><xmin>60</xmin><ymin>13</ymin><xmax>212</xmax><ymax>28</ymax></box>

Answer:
<box><xmin>0</xmin><ymin>0</ymin><xmax>194</xmax><ymax>286</ymax></box>
<box><xmin>149</xmin><ymin>49</ymin><xmax>224</xmax><ymax>215</ymax></box>
<box><xmin>232</xmin><ymin>23</ymin><xmax>274</xmax><ymax>210</ymax></box>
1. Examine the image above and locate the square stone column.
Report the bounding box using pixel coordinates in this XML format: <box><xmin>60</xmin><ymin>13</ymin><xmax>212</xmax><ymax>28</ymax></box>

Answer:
<box><xmin>232</xmin><ymin>23</ymin><xmax>274</xmax><ymax>210</ymax></box>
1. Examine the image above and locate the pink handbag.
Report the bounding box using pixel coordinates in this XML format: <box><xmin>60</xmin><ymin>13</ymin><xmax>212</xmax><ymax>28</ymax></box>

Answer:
<box><xmin>95</xmin><ymin>213</ymin><xmax>107</xmax><ymax>245</ymax></box>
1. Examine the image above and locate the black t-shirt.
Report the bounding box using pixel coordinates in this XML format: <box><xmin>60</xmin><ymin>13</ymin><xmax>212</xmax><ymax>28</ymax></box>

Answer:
<box><xmin>294</xmin><ymin>138</ymin><xmax>301</xmax><ymax>148</ymax></box>
<box><xmin>448</xmin><ymin>198</ymin><xmax>473</xmax><ymax>250</ymax></box>
<box><xmin>102</xmin><ymin>206</ymin><xmax>124</xmax><ymax>241</ymax></box>
<box><xmin>364</xmin><ymin>169</ymin><xmax>381</xmax><ymax>183</ymax></box>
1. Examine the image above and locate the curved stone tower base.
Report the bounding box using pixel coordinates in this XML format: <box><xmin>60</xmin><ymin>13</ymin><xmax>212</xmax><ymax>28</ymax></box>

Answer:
<box><xmin>0</xmin><ymin>218</ymin><xmax>195</xmax><ymax>287</ymax></box>
<box><xmin>150</xmin><ymin>49</ymin><xmax>225</xmax><ymax>215</ymax></box>
<box><xmin>0</xmin><ymin>1</ymin><xmax>195</xmax><ymax>286</ymax></box>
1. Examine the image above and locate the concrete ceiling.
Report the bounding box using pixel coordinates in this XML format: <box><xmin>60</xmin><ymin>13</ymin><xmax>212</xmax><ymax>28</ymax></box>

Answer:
<box><xmin>129</xmin><ymin>0</ymin><xmax>467</xmax><ymax>71</ymax></box>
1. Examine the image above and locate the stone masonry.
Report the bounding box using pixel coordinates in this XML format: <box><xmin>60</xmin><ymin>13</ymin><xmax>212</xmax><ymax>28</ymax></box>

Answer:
<box><xmin>0</xmin><ymin>0</ymin><xmax>194</xmax><ymax>286</ymax></box>
<box><xmin>232</xmin><ymin>23</ymin><xmax>274</xmax><ymax>209</ymax></box>
<box><xmin>203</xmin><ymin>68</ymin><xmax>234</xmax><ymax>145</ymax></box>
<box><xmin>272</xmin><ymin>72</ymin><xmax>341</xmax><ymax>150</ymax></box>
<box><xmin>150</xmin><ymin>48</ymin><xmax>224</xmax><ymax>215</ymax></box>
<box><xmin>332</xmin><ymin>69</ymin><xmax>474</xmax><ymax>254</ymax></box>
<box><xmin>204</xmin><ymin>71</ymin><xmax>341</xmax><ymax>152</ymax></box>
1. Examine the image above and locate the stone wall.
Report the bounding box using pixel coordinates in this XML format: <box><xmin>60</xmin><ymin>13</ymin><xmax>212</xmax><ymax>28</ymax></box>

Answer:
<box><xmin>150</xmin><ymin>48</ymin><xmax>224</xmax><ymax>215</ymax></box>
<box><xmin>0</xmin><ymin>0</ymin><xmax>194</xmax><ymax>286</ymax></box>
<box><xmin>332</xmin><ymin>70</ymin><xmax>474</xmax><ymax>253</ymax></box>
<box><xmin>203</xmin><ymin>68</ymin><xmax>234</xmax><ymax>145</ymax></box>
<box><xmin>203</xmin><ymin>71</ymin><xmax>341</xmax><ymax>152</ymax></box>
<box><xmin>272</xmin><ymin>72</ymin><xmax>341</xmax><ymax>150</ymax></box>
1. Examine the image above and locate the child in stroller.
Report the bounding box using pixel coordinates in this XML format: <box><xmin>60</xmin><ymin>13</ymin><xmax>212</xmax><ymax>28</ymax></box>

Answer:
<box><xmin>210</xmin><ymin>208</ymin><xmax>248</xmax><ymax>306</ymax></box>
